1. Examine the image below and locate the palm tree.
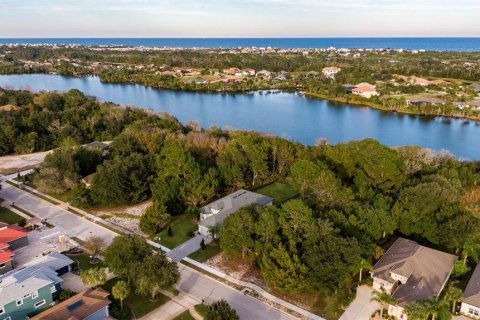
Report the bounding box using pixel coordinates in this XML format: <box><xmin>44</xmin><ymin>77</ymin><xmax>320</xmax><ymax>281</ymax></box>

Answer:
<box><xmin>462</xmin><ymin>243</ymin><xmax>480</xmax><ymax>265</ymax></box>
<box><xmin>424</xmin><ymin>297</ymin><xmax>450</xmax><ymax>320</ymax></box>
<box><xmin>370</xmin><ymin>289</ymin><xmax>396</xmax><ymax>318</ymax></box>
<box><xmin>356</xmin><ymin>258</ymin><xmax>373</xmax><ymax>282</ymax></box>
<box><xmin>80</xmin><ymin>267</ymin><xmax>107</xmax><ymax>288</ymax></box>
<box><xmin>404</xmin><ymin>300</ymin><xmax>429</xmax><ymax>320</ymax></box>
<box><xmin>445</xmin><ymin>285</ymin><xmax>464</xmax><ymax>314</ymax></box>
<box><xmin>112</xmin><ymin>280</ymin><xmax>130</xmax><ymax>310</ymax></box>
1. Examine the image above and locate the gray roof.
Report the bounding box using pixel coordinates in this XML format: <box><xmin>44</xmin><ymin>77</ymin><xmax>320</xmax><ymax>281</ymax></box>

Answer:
<box><xmin>23</xmin><ymin>252</ymin><xmax>74</xmax><ymax>272</ymax></box>
<box><xmin>0</xmin><ymin>265</ymin><xmax>63</xmax><ymax>306</ymax></box>
<box><xmin>471</xmin><ymin>83</ymin><xmax>480</xmax><ymax>92</ymax></box>
<box><xmin>408</xmin><ymin>97</ymin><xmax>443</xmax><ymax>105</ymax></box>
<box><xmin>199</xmin><ymin>189</ymin><xmax>273</xmax><ymax>228</ymax></box>
<box><xmin>464</xmin><ymin>264</ymin><xmax>480</xmax><ymax>307</ymax></box>
<box><xmin>83</xmin><ymin>141</ymin><xmax>110</xmax><ymax>150</ymax></box>
<box><xmin>371</xmin><ymin>238</ymin><xmax>457</xmax><ymax>306</ymax></box>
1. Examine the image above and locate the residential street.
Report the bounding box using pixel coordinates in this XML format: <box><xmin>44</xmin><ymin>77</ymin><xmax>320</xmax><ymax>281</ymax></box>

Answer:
<box><xmin>0</xmin><ymin>181</ymin><xmax>296</xmax><ymax>320</ymax></box>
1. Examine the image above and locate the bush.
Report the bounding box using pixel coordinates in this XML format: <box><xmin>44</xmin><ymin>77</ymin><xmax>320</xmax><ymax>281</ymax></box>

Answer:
<box><xmin>109</xmin><ymin>301</ymin><xmax>132</xmax><ymax>320</ymax></box>
<box><xmin>58</xmin><ymin>289</ymin><xmax>75</xmax><ymax>301</ymax></box>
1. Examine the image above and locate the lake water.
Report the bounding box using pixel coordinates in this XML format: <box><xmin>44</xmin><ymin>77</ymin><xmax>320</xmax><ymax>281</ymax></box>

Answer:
<box><xmin>0</xmin><ymin>74</ymin><xmax>479</xmax><ymax>160</ymax></box>
<box><xmin>1</xmin><ymin>38</ymin><xmax>480</xmax><ymax>51</ymax></box>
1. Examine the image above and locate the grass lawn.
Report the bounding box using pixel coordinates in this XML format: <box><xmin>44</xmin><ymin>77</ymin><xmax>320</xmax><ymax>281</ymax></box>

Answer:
<box><xmin>173</xmin><ymin>310</ymin><xmax>195</xmax><ymax>320</ymax></box>
<box><xmin>67</xmin><ymin>253</ymin><xmax>104</xmax><ymax>271</ymax></box>
<box><xmin>194</xmin><ymin>304</ymin><xmax>208</xmax><ymax>318</ymax></box>
<box><xmin>102</xmin><ymin>278</ymin><xmax>170</xmax><ymax>318</ymax></box>
<box><xmin>188</xmin><ymin>242</ymin><xmax>222</xmax><ymax>262</ymax></box>
<box><xmin>256</xmin><ymin>182</ymin><xmax>298</xmax><ymax>204</ymax></box>
<box><xmin>46</xmin><ymin>189</ymin><xmax>77</xmax><ymax>203</ymax></box>
<box><xmin>158</xmin><ymin>214</ymin><xmax>197</xmax><ymax>249</ymax></box>
<box><xmin>0</xmin><ymin>207</ymin><xmax>25</xmax><ymax>225</ymax></box>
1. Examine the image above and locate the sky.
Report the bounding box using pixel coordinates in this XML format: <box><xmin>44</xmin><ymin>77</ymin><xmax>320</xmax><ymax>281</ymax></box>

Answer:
<box><xmin>0</xmin><ymin>0</ymin><xmax>479</xmax><ymax>38</ymax></box>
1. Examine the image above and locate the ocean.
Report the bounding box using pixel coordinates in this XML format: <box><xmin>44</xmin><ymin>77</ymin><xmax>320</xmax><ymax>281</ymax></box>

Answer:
<box><xmin>1</xmin><ymin>38</ymin><xmax>480</xmax><ymax>51</ymax></box>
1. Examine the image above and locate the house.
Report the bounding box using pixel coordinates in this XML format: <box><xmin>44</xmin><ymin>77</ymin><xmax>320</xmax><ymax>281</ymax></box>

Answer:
<box><xmin>256</xmin><ymin>70</ymin><xmax>272</xmax><ymax>79</ymax></box>
<box><xmin>198</xmin><ymin>190</ymin><xmax>273</xmax><ymax>236</ymax></box>
<box><xmin>471</xmin><ymin>83</ymin><xmax>480</xmax><ymax>93</ymax></box>
<box><xmin>31</xmin><ymin>288</ymin><xmax>111</xmax><ymax>320</ymax></box>
<box><xmin>351</xmin><ymin>83</ymin><xmax>379</xmax><ymax>98</ymax></box>
<box><xmin>0</xmin><ymin>225</ymin><xmax>28</xmax><ymax>250</ymax></box>
<box><xmin>223</xmin><ymin>68</ymin><xmax>241</xmax><ymax>76</ymax></box>
<box><xmin>244</xmin><ymin>68</ymin><xmax>256</xmax><ymax>76</ymax></box>
<box><xmin>407</xmin><ymin>97</ymin><xmax>443</xmax><ymax>107</ymax></box>
<box><xmin>461</xmin><ymin>264</ymin><xmax>480</xmax><ymax>318</ymax></box>
<box><xmin>0</xmin><ymin>248</ymin><xmax>15</xmax><ymax>275</ymax></box>
<box><xmin>0</xmin><ymin>253</ymin><xmax>73</xmax><ymax>320</ymax></box>
<box><xmin>81</xmin><ymin>173</ymin><xmax>96</xmax><ymax>189</ymax></box>
<box><xmin>83</xmin><ymin>141</ymin><xmax>110</xmax><ymax>156</ymax></box>
<box><xmin>322</xmin><ymin>67</ymin><xmax>341</xmax><ymax>78</ymax></box>
<box><xmin>370</xmin><ymin>238</ymin><xmax>457</xmax><ymax>319</ymax></box>
<box><xmin>0</xmin><ymin>105</ymin><xmax>20</xmax><ymax>112</ymax></box>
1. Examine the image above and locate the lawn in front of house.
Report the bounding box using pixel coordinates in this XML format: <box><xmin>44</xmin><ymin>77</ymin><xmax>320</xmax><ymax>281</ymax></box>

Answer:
<box><xmin>102</xmin><ymin>278</ymin><xmax>170</xmax><ymax>318</ymax></box>
<box><xmin>67</xmin><ymin>253</ymin><xmax>104</xmax><ymax>271</ymax></box>
<box><xmin>194</xmin><ymin>304</ymin><xmax>208</xmax><ymax>318</ymax></box>
<box><xmin>173</xmin><ymin>310</ymin><xmax>195</xmax><ymax>320</ymax></box>
<box><xmin>188</xmin><ymin>242</ymin><xmax>222</xmax><ymax>262</ymax></box>
<box><xmin>158</xmin><ymin>214</ymin><xmax>197</xmax><ymax>249</ymax></box>
<box><xmin>256</xmin><ymin>182</ymin><xmax>298</xmax><ymax>204</ymax></box>
<box><xmin>0</xmin><ymin>207</ymin><xmax>25</xmax><ymax>225</ymax></box>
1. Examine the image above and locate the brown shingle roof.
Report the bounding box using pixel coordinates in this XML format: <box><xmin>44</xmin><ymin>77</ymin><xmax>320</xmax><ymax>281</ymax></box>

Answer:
<box><xmin>31</xmin><ymin>288</ymin><xmax>111</xmax><ymax>320</ymax></box>
<box><xmin>464</xmin><ymin>264</ymin><xmax>480</xmax><ymax>307</ymax></box>
<box><xmin>371</xmin><ymin>238</ymin><xmax>457</xmax><ymax>306</ymax></box>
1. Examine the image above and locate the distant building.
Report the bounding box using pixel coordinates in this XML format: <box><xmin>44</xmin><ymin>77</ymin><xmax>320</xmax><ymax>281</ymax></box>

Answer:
<box><xmin>461</xmin><ymin>264</ymin><xmax>480</xmax><ymax>318</ymax></box>
<box><xmin>31</xmin><ymin>288</ymin><xmax>111</xmax><ymax>320</ymax></box>
<box><xmin>370</xmin><ymin>238</ymin><xmax>457</xmax><ymax>320</ymax></box>
<box><xmin>407</xmin><ymin>97</ymin><xmax>443</xmax><ymax>107</ymax></box>
<box><xmin>198</xmin><ymin>190</ymin><xmax>273</xmax><ymax>236</ymax></box>
<box><xmin>471</xmin><ymin>83</ymin><xmax>480</xmax><ymax>93</ymax></box>
<box><xmin>256</xmin><ymin>70</ymin><xmax>272</xmax><ymax>79</ymax></box>
<box><xmin>322</xmin><ymin>67</ymin><xmax>341</xmax><ymax>79</ymax></box>
<box><xmin>351</xmin><ymin>83</ymin><xmax>379</xmax><ymax>98</ymax></box>
<box><xmin>0</xmin><ymin>253</ymin><xmax>74</xmax><ymax>320</ymax></box>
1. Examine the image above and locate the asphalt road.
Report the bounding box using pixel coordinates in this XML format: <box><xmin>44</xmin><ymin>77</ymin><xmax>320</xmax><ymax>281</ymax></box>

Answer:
<box><xmin>0</xmin><ymin>181</ymin><xmax>296</xmax><ymax>320</ymax></box>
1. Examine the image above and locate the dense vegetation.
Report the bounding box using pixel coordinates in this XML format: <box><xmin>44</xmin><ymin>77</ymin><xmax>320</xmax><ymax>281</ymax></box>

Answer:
<box><xmin>2</xmin><ymin>88</ymin><xmax>480</xmax><ymax>317</ymax></box>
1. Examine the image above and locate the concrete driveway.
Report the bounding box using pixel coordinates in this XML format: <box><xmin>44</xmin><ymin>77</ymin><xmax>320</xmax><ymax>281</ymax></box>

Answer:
<box><xmin>14</xmin><ymin>227</ymin><xmax>63</xmax><ymax>267</ymax></box>
<box><xmin>339</xmin><ymin>286</ymin><xmax>380</xmax><ymax>320</ymax></box>
<box><xmin>167</xmin><ymin>234</ymin><xmax>212</xmax><ymax>262</ymax></box>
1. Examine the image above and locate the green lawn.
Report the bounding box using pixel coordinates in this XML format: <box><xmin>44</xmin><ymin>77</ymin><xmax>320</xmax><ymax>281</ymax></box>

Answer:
<box><xmin>102</xmin><ymin>278</ymin><xmax>170</xmax><ymax>318</ymax></box>
<box><xmin>0</xmin><ymin>207</ymin><xmax>25</xmax><ymax>225</ymax></box>
<box><xmin>47</xmin><ymin>189</ymin><xmax>77</xmax><ymax>203</ymax></box>
<box><xmin>194</xmin><ymin>304</ymin><xmax>208</xmax><ymax>318</ymax></box>
<box><xmin>256</xmin><ymin>182</ymin><xmax>299</xmax><ymax>204</ymax></box>
<box><xmin>173</xmin><ymin>310</ymin><xmax>195</xmax><ymax>320</ymax></box>
<box><xmin>158</xmin><ymin>214</ymin><xmax>197</xmax><ymax>249</ymax></box>
<box><xmin>188</xmin><ymin>242</ymin><xmax>222</xmax><ymax>262</ymax></box>
<box><xmin>67</xmin><ymin>253</ymin><xmax>104</xmax><ymax>271</ymax></box>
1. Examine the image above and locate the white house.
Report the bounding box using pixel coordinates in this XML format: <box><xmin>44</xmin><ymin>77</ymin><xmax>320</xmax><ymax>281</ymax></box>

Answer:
<box><xmin>322</xmin><ymin>67</ymin><xmax>341</xmax><ymax>79</ymax></box>
<box><xmin>198</xmin><ymin>190</ymin><xmax>273</xmax><ymax>236</ymax></box>
<box><xmin>461</xmin><ymin>264</ymin><xmax>480</xmax><ymax>318</ymax></box>
<box><xmin>370</xmin><ymin>238</ymin><xmax>457</xmax><ymax>320</ymax></box>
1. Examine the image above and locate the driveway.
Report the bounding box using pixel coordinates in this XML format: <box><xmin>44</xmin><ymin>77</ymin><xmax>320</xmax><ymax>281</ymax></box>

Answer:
<box><xmin>14</xmin><ymin>226</ymin><xmax>64</xmax><ymax>267</ymax></box>
<box><xmin>339</xmin><ymin>286</ymin><xmax>380</xmax><ymax>320</ymax></box>
<box><xmin>168</xmin><ymin>234</ymin><xmax>212</xmax><ymax>262</ymax></box>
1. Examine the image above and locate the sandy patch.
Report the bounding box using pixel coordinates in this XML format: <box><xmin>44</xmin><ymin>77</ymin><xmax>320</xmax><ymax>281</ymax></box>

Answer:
<box><xmin>106</xmin><ymin>216</ymin><xmax>146</xmax><ymax>235</ymax></box>
<box><xmin>205</xmin><ymin>252</ymin><xmax>266</xmax><ymax>286</ymax></box>
<box><xmin>0</xmin><ymin>150</ymin><xmax>51</xmax><ymax>173</ymax></box>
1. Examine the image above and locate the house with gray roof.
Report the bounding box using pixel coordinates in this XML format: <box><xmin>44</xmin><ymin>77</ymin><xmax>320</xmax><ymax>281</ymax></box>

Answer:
<box><xmin>370</xmin><ymin>238</ymin><xmax>457</xmax><ymax>319</ymax></box>
<box><xmin>0</xmin><ymin>253</ymin><xmax>73</xmax><ymax>320</ymax></box>
<box><xmin>471</xmin><ymin>83</ymin><xmax>480</xmax><ymax>93</ymax></box>
<box><xmin>198</xmin><ymin>189</ymin><xmax>273</xmax><ymax>236</ymax></box>
<box><xmin>461</xmin><ymin>264</ymin><xmax>480</xmax><ymax>318</ymax></box>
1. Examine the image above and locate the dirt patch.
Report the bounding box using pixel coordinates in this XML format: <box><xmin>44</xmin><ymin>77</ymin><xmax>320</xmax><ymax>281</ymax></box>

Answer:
<box><xmin>106</xmin><ymin>216</ymin><xmax>146</xmax><ymax>235</ymax></box>
<box><xmin>0</xmin><ymin>151</ymin><xmax>51</xmax><ymax>174</ymax></box>
<box><xmin>91</xmin><ymin>199</ymin><xmax>152</xmax><ymax>217</ymax></box>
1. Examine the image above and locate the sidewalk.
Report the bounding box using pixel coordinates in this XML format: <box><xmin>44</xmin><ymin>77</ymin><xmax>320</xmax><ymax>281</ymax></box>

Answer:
<box><xmin>141</xmin><ymin>290</ymin><xmax>203</xmax><ymax>320</ymax></box>
<box><xmin>167</xmin><ymin>234</ymin><xmax>212</xmax><ymax>262</ymax></box>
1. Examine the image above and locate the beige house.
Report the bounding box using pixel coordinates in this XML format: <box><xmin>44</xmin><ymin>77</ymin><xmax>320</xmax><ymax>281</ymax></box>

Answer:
<box><xmin>370</xmin><ymin>238</ymin><xmax>457</xmax><ymax>319</ymax></box>
<box><xmin>352</xmin><ymin>83</ymin><xmax>379</xmax><ymax>98</ymax></box>
<box><xmin>461</xmin><ymin>264</ymin><xmax>480</xmax><ymax>318</ymax></box>
<box><xmin>198</xmin><ymin>190</ymin><xmax>273</xmax><ymax>236</ymax></box>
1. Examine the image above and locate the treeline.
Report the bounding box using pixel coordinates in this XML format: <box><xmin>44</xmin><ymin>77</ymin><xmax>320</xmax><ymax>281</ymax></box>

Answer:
<box><xmin>3</xmin><ymin>88</ymin><xmax>480</xmax><ymax>311</ymax></box>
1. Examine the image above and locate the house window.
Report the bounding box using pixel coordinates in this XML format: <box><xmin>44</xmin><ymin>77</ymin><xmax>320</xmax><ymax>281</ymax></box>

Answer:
<box><xmin>23</xmin><ymin>293</ymin><xmax>30</xmax><ymax>299</ymax></box>
<box><xmin>34</xmin><ymin>300</ymin><xmax>46</xmax><ymax>309</ymax></box>
<box><xmin>0</xmin><ymin>305</ymin><xmax>4</xmax><ymax>315</ymax></box>
<box><xmin>475</xmin><ymin>310</ymin><xmax>479</xmax><ymax>316</ymax></box>
<box><xmin>0</xmin><ymin>263</ymin><xmax>5</xmax><ymax>269</ymax></box>
<box><xmin>470</xmin><ymin>308</ymin><xmax>475</xmax><ymax>314</ymax></box>
<box><xmin>50</xmin><ymin>285</ymin><xmax>56</xmax><ymax>293</ymax></box>
<box><xmin>32</xmin><ymin>291</ymin><xmax>38</xmax><ymax>299</ymax></box>
<box><xmin>16</xmin><ymin>298</ymin><xmax>23</xmax><ymax>306</ymax></box>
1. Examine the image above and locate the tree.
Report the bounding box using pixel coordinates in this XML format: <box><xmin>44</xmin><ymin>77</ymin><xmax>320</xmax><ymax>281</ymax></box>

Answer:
<box><xmin>104</xmin><ymin>235</ymin><xmax>151</xmax><ymax>284</ymax></box>
<box><xmin>289</xmin><ymin>160</ymin><xmax>321</xmax><ymax>199</ymax></box>
<box><xmin>370</xmin><ymin>289</ymin><xmax>396</xmax><ymax>318</ymax></box>
<box><xmin>462</xmin><ymin>243</ymin><xmax>480</xmax><ymax>266</ymax></box>
<box><xmin>112</xmin><ymin>280</ymin><xmax>130</xmax><ymax>310</ymax></box>
<box><xmin>206</xmin><ymin>300</ymin><xmax>240</xmax><ymax>320</ymax></box>
<box><xmin>83</xmin><ymin>235</ymin><xmax>107</xmax><ymax>263</ymax></box>
<box><xmin>404</xmin><ymin>300</ymin><xmax>430</xmax><ymax>320</ymax></box>
<box><xmin>139</xmin><ymin>202</ymin><xmax>171</xmax><ymax>236</ymax></box>
<box><xmin>80</xmin><ymin>267</ymin><xmax>107</xmax><ymax>288</ymax></box>
<box><xmin>445</xmin><ymin>285</ymin><xmax>463</xmax><ymax>313</ymax></box>
<box><xmin>220</xmin><ymin>208</ymin><xmax>255</xmax><ymax>260</ymax></box>
<box><xmin>355</xmin><ymin>258</ymin><xmax>372</xmax><ymax>282</ymax></box>
<box><xmin>134</xmin><ymin>253</ymin><xmax>180</xmax><ymax>300</ymax></box>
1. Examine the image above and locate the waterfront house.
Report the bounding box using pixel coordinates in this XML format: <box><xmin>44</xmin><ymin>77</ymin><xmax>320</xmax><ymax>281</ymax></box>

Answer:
<box><xmin>322</xmin><ymin>66</ymin><xmax>341</xmax><ymax>79</ymax></box>
<box><xmin>370</xmin><ymin>238</ymin><xmax>457</xmax><ymax>320</ymax></box>
<box><xmin>31</xmin><ymin>288</ymin><xmax>111</xmax><ymax>320</ymax></box>
<box><xmin>351</xmin><ymin>83</ymin><xmax>379</xmax><ymax>98</ymax></box>
<box><xmin>407</xmin><ymin>97</ymin><xmax>443</xmax><ymax>107</ymax></box>
<box><xmin>0</xmin><ymin>253</ymin><xmax>74</xmax><ymax>320</ymax></box>
<box><xmin>198</xmin><ymin>190</ymin><xmax>273</xmax><ymax>236</ymax></box>
<box><xmin>256</xmin><ymin>70</ymin><xmax>272</xmax><ymax>79</ymax></box>
<box><xmin>461</xmin><ymin>264</ymin><xmax>480</xmax><ymax>318</ymax></box>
